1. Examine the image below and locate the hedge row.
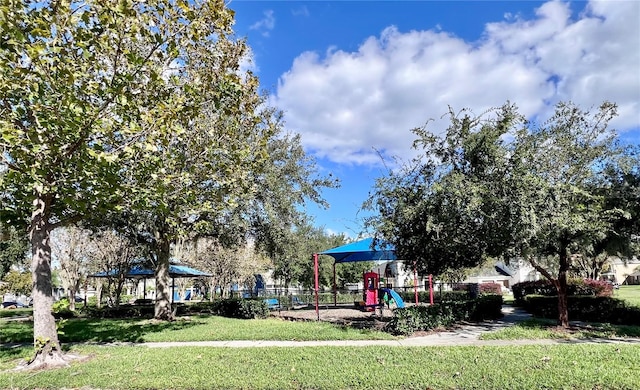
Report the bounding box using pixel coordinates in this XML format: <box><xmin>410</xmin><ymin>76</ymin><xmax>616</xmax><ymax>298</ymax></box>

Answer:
<box><xmin>385</xmin><ymin>294</ymin><xmax>503</xmax><ymax>335</ymax></box>
<box><xmin>523</xmin><ymin>295</ymin><xmax>640</xmax><ymax>325</ymax></box>
<box><xmin>398</xmin><ymin>290</ymin><xmax>471</xmax><ymax>304</ymax></box>
<box><xmin>182</xmin><ymin>299</ymin><xmax>269</xmax><ymax>319</ymax></box>
<box><xmin>74</xmin><ymin>298</ymin><xmax>269</xmax><ymax>319</ymax></box>
<box><xmin>512</xmin><ymin>278</ymin><xmax>613</xmax><ymax>304</ymax></box>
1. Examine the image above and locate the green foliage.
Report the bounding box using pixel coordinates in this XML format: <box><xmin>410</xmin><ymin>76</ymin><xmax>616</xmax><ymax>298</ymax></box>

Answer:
<box><xmin>264</xmin><ymin>222</ymin><xmax>347</xmax><ymax>290</ymax></box>
<box><xmin>0</xmin><ymin>224</ymin><xmax>28</xmax><ymax>278</ymax></box>
<box><xmin>385</xmin><ymin>295</ymin><xmax>503</xmax><ymax>335</ymax></box>
<box><xmin>51</xmin><ymin>298</ymin><xmax>75</xmax><ymax>319</ymax></box>
<box><xmin>398</xmin><ymin>289</ymin><xmax>469</xmax><ymax>304</ymax></box>
<box><xmin>523</xmin><ymin>295</ymin><xmax>640</xmax><ymax>325</ymax></box>
<box><xmin>366</xmin><ymin>101</ymin><xmax>638</xmax><ymax>326</ymax></box>
<box><xmin>512</xmin><ymin>278</ymin><xmax>613</xmax><ymax>304</ymax></box>
<box><xmin>178</xmin><ymin>299</ymin><xmax>269</xmax><ymax>319</ymax></box>
<box><xmin>0</xmin><ymin>269</ymin><xmax>31</xmax><ymax>296</ymax></box>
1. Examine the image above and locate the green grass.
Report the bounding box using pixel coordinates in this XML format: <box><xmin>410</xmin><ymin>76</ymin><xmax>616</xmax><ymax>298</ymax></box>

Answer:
<box><xmin>0</xmin><ymin>315</ymin><xmax>394</xmax><ymax>344</ymax></box>
<box><xmin>1</xmin><ymin>344</ymin><xmax>639</xmax><ymax>389</ymax></box>
<box><xmin>480</xmin><ymin>318</ymin><xmax>640</xmax><ymax>340</ymax></box>
<box><xmin>614</xmin><ymin>285</ymin><xmax>640</xmax><ymax>307</ymax></box>
<box><xmin>0</xmin><ymin>308</ymin><xmax>31</xmax><ymax>319</ymax></box>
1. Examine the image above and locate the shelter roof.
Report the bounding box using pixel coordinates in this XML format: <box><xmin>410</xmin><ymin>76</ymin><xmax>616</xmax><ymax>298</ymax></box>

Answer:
<box><xmin>92</xmin><ymin>264</ymin><xmax>211</xmax><ymax>279</ymax></box>
<box><xmin>320</xmin><ymin>237</ymin><xmax>396</xmax><ymax>263</ymax></box>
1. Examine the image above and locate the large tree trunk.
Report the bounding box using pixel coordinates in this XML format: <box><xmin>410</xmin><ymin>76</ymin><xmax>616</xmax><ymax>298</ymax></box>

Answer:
<box><xmin>96</xmin><ymin>282</ymin><xmax>103</xmax><ymax>308</ymax></box>
<box><xmin>27</xmin><ymin>195</ymin><xmax>64</xmax><ymax>368</ymax></box>
<box><xmin>556</xmin><ymin>245</ymin><xmax>570</xmax><ymax>328</ymax></box>
<box><xmin>154</xmin><ymin>230</ymin><xmax>173</xmax><ymax>320</ymax></box>
<box><xmin>67</xmin><ymin>288</ymin><xmax>77</xmax><ymax>311</ymax></box>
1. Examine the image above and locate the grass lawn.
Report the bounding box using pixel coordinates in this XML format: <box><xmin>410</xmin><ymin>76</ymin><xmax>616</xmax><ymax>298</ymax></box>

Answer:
<box><xmin>1</xmin><ymin>344</ymin><xmax>639</xmax><ymax>389</ymax></box>
<box><xmin>614</xmin><ymin>285</ymin><xmax>640</xmax><ymax>307</ymax></box>
<box><xmin>0</xmin><ymin>308</ymin><xmax>31</xmax><ymax>319</ymax></box>
<box><xmin>0</xmin><ymin>315</ymin><xmax>395</xmax><ymax>344</ymax></box>
<box><xmin>480</xmin><ymin>318</ymin><xmax>640</xmax><ymax>340</ymax></box>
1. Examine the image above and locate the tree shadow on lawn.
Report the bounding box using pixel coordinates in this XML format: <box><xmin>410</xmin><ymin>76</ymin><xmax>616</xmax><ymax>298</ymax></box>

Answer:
<box><xmin>0</xmin><ymin>317</ymin><xmax>206</xmax><ymax>344</ymax></box>
<box><xmin>515</xmin><ymin>317</ymin><xmax>640</xmax><ymax>338</ymax></box>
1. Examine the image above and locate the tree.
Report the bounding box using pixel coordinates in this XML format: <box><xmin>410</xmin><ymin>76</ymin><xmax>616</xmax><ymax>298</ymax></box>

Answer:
<box><xmin>186</xmin><ymin>237</ymin><xmax>269</xmax><ymax>299</ymax></box>
<box><xmin>367</xmin><ymin>101</ymin><xmax>638</xmax><ymax>327</ymax></box>
<box><xmin>50</xmin><ymin>226</ymin><xmax>93</xmax><ymax>311</ymax></box>
<box><xmin>0</xmin><ymin>269</ymin><xmax>31</xmax><ymax>297</ymax></box>
<box><xmin>365</xmin><ymin>106</ymin><xmax>514</xmax><ymax>277</ymax></box>
<box><xmin>0</xmin><ymin>223</ymin><xmax>28</xmax><ymax>279</ymax></box>
<box><xmin>0</xmin><ymin>0</ymin><xmax>240</xmax><ymax>367</ymax></box>
<box><xmin>249</xmin><ymin>132</ymin><xmax>339</xmax><ymax>291</ymax></box>
<box><xmin>88</xmin><ymin>229</ymin><xmax>142</xmax><ymax>308</ymax></box>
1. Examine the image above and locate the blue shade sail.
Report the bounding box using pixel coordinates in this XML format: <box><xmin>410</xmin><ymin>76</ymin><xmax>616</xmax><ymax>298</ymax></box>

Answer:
<box><xmin>320</xmin><ymin>237</ymin><xmax>396</xmax><ymax>263</ymax></box>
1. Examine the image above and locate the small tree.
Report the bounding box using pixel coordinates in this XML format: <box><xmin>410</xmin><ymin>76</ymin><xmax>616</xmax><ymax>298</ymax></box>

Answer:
<box><xmin>0</xmin><ymin>269</ymin><xmax>32</xmax><ymax>297</ymax></box>
<box><xmin>367</xmin><ymin>101</ymin><xmax>638</xmax><ymax>327</ymax></box>
<box><xmin>51</xmin><ymin>227</ymin><xmax>93</xmax><ymax>311</ymax></box>
<box><xmin>88</xmin><ymin>230</ymin><xmax>141</xmax><ymax>308</ymax></box>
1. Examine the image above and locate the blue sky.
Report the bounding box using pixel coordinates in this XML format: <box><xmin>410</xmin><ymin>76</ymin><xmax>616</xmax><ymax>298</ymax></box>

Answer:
<box><xmin>229</xmin><ymin>0</ymin><xmax>640</xmax><ymax>238</ymax></box>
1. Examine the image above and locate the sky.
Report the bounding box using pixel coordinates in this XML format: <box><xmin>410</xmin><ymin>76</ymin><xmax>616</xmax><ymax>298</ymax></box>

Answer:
<box><xmin>229</xmin><ymin>0</ymin><xmax>640</xmax><ymax>238</ymax></box>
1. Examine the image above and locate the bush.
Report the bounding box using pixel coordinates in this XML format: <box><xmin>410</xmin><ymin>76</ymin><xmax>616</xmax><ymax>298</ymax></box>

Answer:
<box><xmin>178</xmin><ymin>299</ymin><xmax>269</xmax><ymax>319</ymax></box>
<box><xmin>398</xmin><ymin>290</ymin><xmax>469</xmax><ymax>304</ymax></box>
<box><xmin>479</xmin><ymin>283</ymin><xmax>502</xmax><ymax>295</ymax></box>
<box><xmin>81</xmin><ymin>304</ymin><xmax>155</xmax><ymax>319</ymax></box>
<box><xmin>512</xmin><ymin>278</ymin><xmax>613</xmax><ymax>304</ymax></box>
<box><xmin>385</xmin><ymin>294</ymin><xmax>503</xmax><ymax>335</ymax></box>
<box><xmin>523</xmin><ymin>295</ymin><xmax>640</xmax><ymax>325</ymax></box>
<box><xmin>52</xmin><ymin>298</ymin><xmax>76</xmax><ymax>319</ymax></box>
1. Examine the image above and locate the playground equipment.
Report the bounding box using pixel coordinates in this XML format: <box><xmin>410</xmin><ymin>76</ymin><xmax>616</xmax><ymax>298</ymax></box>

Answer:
<box><xmin>360</xmin><ymin>271</ymin><xmax>405</xmax><ymax>311</ymax></box>
<box><xmin>380</xmin><ymin>288</ymin><xmax>405</xmax><ymax>308</ymax></box>
<box><xmin>363</xmin><ymin>271</ymin><xmax>379</xmax><ymax>310</ymax></box>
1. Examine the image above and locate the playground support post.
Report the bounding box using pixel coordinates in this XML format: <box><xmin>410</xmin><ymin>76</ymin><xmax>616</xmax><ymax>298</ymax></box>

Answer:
<box><xmin>429</xmin><ymin>274</ymin><xmax>434</xmax><ymax>305</ymax></box>
<box><xmin>314</xmin><ymin>253</ymin><xmax>319</xmax><ymax>321</ymax></box>
<box><xmin>333</xmin><ymin>262</ymin><xmax>337</xmax><ymax>307</ymax></box>
<box><xmin>413</xmin><ymin>261</ymin><xmax>419</xmax><ymax>305</ymax></box>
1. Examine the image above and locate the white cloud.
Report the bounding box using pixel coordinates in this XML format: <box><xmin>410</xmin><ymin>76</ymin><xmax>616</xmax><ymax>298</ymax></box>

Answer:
<box><xmin>292</xmin><ymin>5</ymin><xmax>309</xmax><ymax>17</ymax></box>
<box><xmin>250</xmin><ymin>10</ymin><xmax>275</xmax><ymax>37</ymax></box>
<box><xmin>271</xmin><ymin>0</ymin><xmax>640</xmax><ymax>165</ymax></box>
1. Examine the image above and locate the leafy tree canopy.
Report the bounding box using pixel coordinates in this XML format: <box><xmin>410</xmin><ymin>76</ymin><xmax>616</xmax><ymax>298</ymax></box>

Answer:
<box><xmin>366</xmin><ymin>101</ymin><xmax>639</xmax><ymax>326</ymax></box>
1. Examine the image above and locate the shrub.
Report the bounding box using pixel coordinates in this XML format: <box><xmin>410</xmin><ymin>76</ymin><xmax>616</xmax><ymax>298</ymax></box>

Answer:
<box><xmin>523</xmin><ymin>295</ymin><xmax>640</xmax><ymax>325</ymax></box>
<box><xmin>179</xmin><ymin>299</ymin><xmax>269</xmax><ymax>319</ymax></box>
<box><xmin>512</xmin><ymin>278</ymin><xmax>612</xmax><ymax>304</ymax></box>
<box><xmin>398</xmin><ymin>290</ymin><xmax>469</xmax><ymax>304</ymax></box>
<box><xmin>82</xmin><ymin>304</ymin><xmax>155</xmax><ymax>319</ymax></box>
<box><xmin>385</xmin><ymin>294</ymin><xmax>503</xmax><ymax>335</ymax></box>
<box><xmin>52</xmin><ymin>298</ymin><xmax>76</xmax><ymax>319</ymax></box>
<box><xmin>479</xmin><ymin>283</ymin><xmax>502</xmax><ymax>295</ymax></box>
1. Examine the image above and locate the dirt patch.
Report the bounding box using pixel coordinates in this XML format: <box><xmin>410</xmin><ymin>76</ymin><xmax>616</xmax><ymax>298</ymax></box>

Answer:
<box><xmin>270</xmin><ymin>305</ymin><xmax>394</xmax><ymax>331</ymax></box>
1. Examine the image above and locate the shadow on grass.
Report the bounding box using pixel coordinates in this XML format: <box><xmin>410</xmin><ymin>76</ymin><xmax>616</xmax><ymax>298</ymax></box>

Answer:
<box><xmin>513</xmin><ymin>317</ymin><xmax>640</xmax><ymax>338</ymax></box>
<box><xmin>0</xmin><ymin>346</ymin><xmax>30</xmax><ymax>360</ymax></box>
<box><xmin>1</xmin><ymin>317</ymin><xmax>206</xmax><ymax>344</ymax></box>
<box><xmin>0</xmin><ymin>309</ymin><xmax>32</xmax><ymax>319</ymax></box>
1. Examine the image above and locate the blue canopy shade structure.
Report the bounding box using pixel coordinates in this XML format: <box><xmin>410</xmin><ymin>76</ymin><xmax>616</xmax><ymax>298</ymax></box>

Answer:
<box><xmin>92</xmin><ymin>264</ymin><xmax>212</xmax><ymax>279</ymax></box>
<box><xmin>320</xmin><ymin>237</ymin><xmax>396</xmax><ymax>263</ymax></box>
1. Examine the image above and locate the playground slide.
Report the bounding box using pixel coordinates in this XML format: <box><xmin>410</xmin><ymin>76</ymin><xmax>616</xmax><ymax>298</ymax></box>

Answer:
<box><xmin>381</xmin><ymin>288</ymin><xmax>405</xmax><ymax>308</ymax></box>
